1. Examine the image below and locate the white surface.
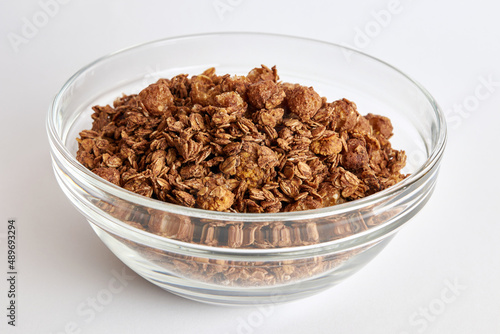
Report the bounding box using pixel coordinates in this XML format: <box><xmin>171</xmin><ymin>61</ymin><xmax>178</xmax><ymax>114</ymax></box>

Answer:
<box><xmin>1</xmin><ymin>0</ymin><xmax>499</xmax><ymax>333</ymax></box>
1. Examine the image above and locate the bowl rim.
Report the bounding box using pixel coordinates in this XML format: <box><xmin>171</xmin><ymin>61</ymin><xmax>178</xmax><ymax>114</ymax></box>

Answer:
<box><xmin>47</xmin><ymin>32</ymin><xmax>447</xmax><ymax>248</ymax></box>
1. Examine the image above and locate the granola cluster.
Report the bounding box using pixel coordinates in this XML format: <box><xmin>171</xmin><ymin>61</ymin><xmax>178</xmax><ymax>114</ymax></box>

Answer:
<box><xmin>77</xmin><ymin>65</ymin><xmax>407</xmax><ymax>213</ymax></box>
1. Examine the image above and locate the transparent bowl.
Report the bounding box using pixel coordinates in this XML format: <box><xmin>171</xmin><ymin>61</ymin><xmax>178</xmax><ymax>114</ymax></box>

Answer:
<box><xmin>47</xmin><ymin>33</ymin><xmax>446</xmax><ymax>306</ymax></box>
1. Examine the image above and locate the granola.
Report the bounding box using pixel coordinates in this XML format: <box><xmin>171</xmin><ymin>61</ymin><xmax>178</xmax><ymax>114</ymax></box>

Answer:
<box><xmin>76</xmin><ymin>65</ymin><xmax>408</xmax><ymax>286</ymax></box>
<box><xmin>77</xmin><ymin>65</ymin><xmax>407</xmax><ymax>214</ymax></box>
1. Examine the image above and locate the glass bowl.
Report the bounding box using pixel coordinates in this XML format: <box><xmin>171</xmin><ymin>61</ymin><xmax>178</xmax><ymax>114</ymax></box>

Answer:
<box><xmin>47</xmin><ymin>32</ymin><xmax>446</xmax><ymax>306</ymax></box>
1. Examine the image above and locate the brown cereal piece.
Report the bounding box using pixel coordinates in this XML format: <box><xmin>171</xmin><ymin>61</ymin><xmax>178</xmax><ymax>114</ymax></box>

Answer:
<box><xmin>196</xmin><ymin>179</ymin><xmax>235</xmax><ymax>212</ymax></box>
<box><xmin>312</xmin><ymin>102</ymin><xmax>339</xmax><ymax>127</ymax></box>
<box><xmin>92</xmin><ymin>167</ymin><xmax>121</xmax><ymax>186</ymax></box>
<box><xmin>365</xmin><ymin>113</ymin><xmax>393</xmax><ymax>138</ymax></box>
<box><xmin>138</xmin><ymin>80</ymin><xmax>174</xmax><ymax>115</ymax></box>
<box><xmin>294</xmin><ymin>161</ymin><xmax>312</xmax><ymax>180</ymax></box>
<box><xmin>247</xmin><ymin>80</ymin><xmax>286</xmax><ymax>110</ymax></box>
<box><xmin>261</xmin><ymin>198</ymin><xmax>282</xmax><ymax>213</ymax></box>
<box><xmin>318</xmin><ymin>182</ymin><xmax>341</xmax><ymax>207</ymax></box>
<box><xmin>102</xmin><ymin>153</ymin><xmax>123</xmax><ymax>168</ymax></box>
<box><xmin>332</xmin><ymin>98</ymin><xmax>358</xmax><ymax>132</ymax></box>
<box><xmin>310</xmin><ymin>131</ymin><xmax>343</xmax><ymax>156</ymax></box>
<box><xmin>353</xmin><ymin>115</ymin><xmax>372</xmax><ymax>135</ymax></box>
<box><xmin>388</xmin><ymin>150</ymin><xmax>407</xmax><ymax>174</ymax></box>
<box><xmin>168</xmin><ymin>74</ymin><xmax>190</xmax><ymax>99</ymax></box>
<box><xmin>89</xmin><ymin>105</ymin><xmax>116</xmax><ymax>132</ymax></box>
<box><xmin>215</xmin><ymin>91</ymin><xmax>247</xmax><ymax>112</ymax></box>
<box><xmin>257</xmin><ymin>145</ymin><xmax>279</xmax><ymax>170</ymax></box>
<box><xmin>179</xmin><ymin>163</ymin><xmax>208</xmax><ymax>180</ymax></box>
<box><xmin>252</xmin><ymin>108</ymin><xmax>284</xmax><ymax>127</ymax></box>
<box><xmin>80</xmin><ymin>152</ymin><xmax>98</xmax><ymax>169</ymax></box>
<box><xmin>172</xmin><ymin>190</ymin><xmax>196</xmax><ymax>208</ymax></box>
<box><xmin>287</xmin><ymin>86</ymin><xmax>322</xmax><ymax>122</ymax></box>
<box><xmin>332</xmin><ymin>167</ymin><xmax>361</xmax><ymax>198</ymax></box>
<box><xmin>190</xmin><ymin>74</ymin><xmax>219</xmax><ymax>106</ymax></box>
<box><xmin>235</xmin><ymin>142</ymin><xmax>266</xmax><ymax>187</ymax></box>
<box><xmin>220</xmin><ymin>75</ymin><xmax>250</xmax><ymax>97</ymax></box>
<box><xmin>280</xmin><ymin>82</ymin><xmax>300</xmax><ymax>97</ymax></box>
<box><xmin>279</xmin><ymin>178</ymin><xmax>301</xmax><ymax>198</ymax></box>
<box><xmin>219</xmin><ymin>155</ymin><xmax>240</xmax><ymax>176</ymax></box>
<box><xmin>343</xmin><ymin>138</ymin><xmax>369</xmax><ymax>170</ymax></box>
<box><xmin>222</xmin><ymin>142</ymin><xmax>243</xmax><ymax>156</ymax></box>
<box><xmin>210</xmin><ymin>109</ymin><xmax>235</xmax><ymax>128</ymax></box>
<box><xmin>247</xmin><ymin>65</ymin><xmax>278</xmax><ymax>83</ymax></box>
<box><xmin>76</xmin><ymin>143</ymin><xmax>96</xmax><ymax>169</ymax></box>
<box><xmin>200</xmin><ymin>67</ymin><xmax>219</xmax><ymax>82</ymax></box>
<box><xmin>284</xmin><ymin>195</ymin><xmax>322</xmax><ymax>212</ymax></box>
<box><xmin>123</xmin><ymin>178</ymin><xmax>153</xmax><ymax>198</ymax></box>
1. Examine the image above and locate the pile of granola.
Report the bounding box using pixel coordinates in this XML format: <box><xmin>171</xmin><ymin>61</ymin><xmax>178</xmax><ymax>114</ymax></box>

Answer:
<box><xmin>76</xmin><ymin>65</ymin><xmax>407</xmax><ymax>214</ymax></box>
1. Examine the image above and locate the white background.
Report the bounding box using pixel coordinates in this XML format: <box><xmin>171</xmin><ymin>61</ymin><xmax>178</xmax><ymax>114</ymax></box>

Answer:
<box><xmin>1</xmin><ymin>0</ymin><xmax>499</xmax><ymax>333</ymax></box>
